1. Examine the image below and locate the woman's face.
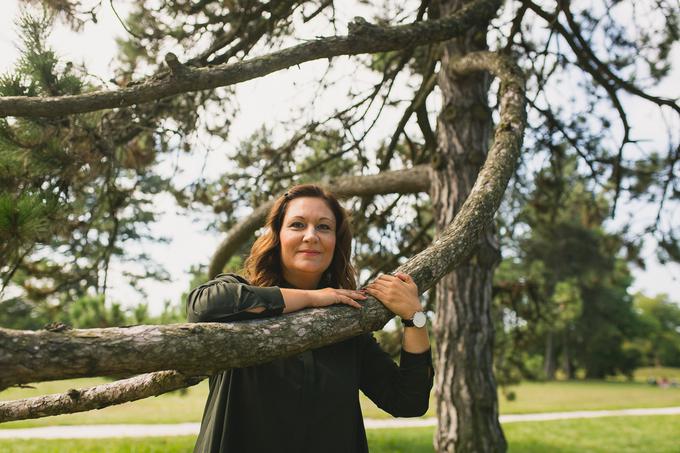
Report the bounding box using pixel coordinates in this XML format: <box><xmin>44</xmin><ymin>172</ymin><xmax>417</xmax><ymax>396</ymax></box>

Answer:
<box><xmin>279</xmin><ymin>197</ymin><xmax>336</xmax><ymax>284</ymax></box>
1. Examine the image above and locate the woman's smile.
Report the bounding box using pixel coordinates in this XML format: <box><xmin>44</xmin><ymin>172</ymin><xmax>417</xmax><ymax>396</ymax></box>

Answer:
<box><xmin>298</xmin><ymin>250</ymin><xmax>321</xmax><ymax>255</ymax></box>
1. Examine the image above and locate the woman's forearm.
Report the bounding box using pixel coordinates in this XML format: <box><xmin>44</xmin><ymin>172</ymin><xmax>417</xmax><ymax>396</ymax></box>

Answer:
<box><xmin>249</xmin><ymin>287</ymin><xmax>365</xmax><ymax>314</ymax></box>
<box><xmin>279</xmin><ymin>288</ymin><xmax>315</xmax><ymax>313</ymax></box>
<box><xmin>244</xmin><ymin>288</ymin><xmax>315</xmax><ymax>314</ymax></box>
<box><xmin>402</xmin><ymin>325</ymin><xmax>431</xmax><ymax>354</ymax></box>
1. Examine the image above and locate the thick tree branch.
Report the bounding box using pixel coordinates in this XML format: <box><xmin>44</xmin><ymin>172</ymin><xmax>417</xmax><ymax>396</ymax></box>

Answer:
<box><xmin>401</xmin><ymin>51</ymin><xmax>525</xmax><ymax>289</ymax></box>
<box><xmin>208</xmin><ymin>165</ymin><xmax>432</xmax><ymax>278</ymax></box>
<box><xmin>0</xmin><ymin>50</ymin><xmax>524</xmax><ymax>420</ymax></box>
<box><xmin>0</xmin><ymin>371</ymin><xmax>204</xmax><ymax>423</ymax></box>
<box><xmin>0</xmin><ymin>0</ymin><xmax>501</xmax><ymax>118</ymax></box>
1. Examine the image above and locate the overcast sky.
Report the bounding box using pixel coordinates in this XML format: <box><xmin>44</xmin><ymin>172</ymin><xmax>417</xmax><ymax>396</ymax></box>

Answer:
<box><xmin>1</xmin><ymin>1</ymin><xmax>678</xmax><ymax>313</ymax></box>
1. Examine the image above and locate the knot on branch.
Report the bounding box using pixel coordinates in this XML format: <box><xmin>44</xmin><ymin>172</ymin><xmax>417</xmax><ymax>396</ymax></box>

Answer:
<box><xmin>165</xmin><ymin>53</ymin><xmax>189</xmax><ymax>77</ymax></box>
<box><xmin>348</xmin><ymin>16</ymin><xmax>381</xmax><ymax>38</ymax></box>
<box><xmin>43</xmin><ymin>322</ymin><xmax>72</xmax><ymax>332</ymax></box>
<box><xmin>67</xmin><ymin>388</ymin><xmax>81</xmax><ymax>400</ymax></box>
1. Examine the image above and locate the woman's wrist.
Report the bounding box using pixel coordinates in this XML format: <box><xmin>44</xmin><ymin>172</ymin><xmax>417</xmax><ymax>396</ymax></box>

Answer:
<box><xmin>280</xmin><ymin>288</ymin><xmax>315</xmax><ymax>313</ymax></box>
<box><xmin>397</xmin><ymin>301</ymin><xmax>423</xmax><ymax>320</ymax></box>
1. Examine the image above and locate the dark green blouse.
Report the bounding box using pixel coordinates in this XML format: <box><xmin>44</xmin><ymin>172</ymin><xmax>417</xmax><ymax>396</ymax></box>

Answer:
<box><xmin>187</xmin><ymin>273</ymin><xmax>434</xmax><ymax>453</ymax></box>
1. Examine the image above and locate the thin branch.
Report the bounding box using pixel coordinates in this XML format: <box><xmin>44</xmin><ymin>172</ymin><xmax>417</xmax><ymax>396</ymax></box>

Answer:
<box><xmin>109</xmin><ymin>0</ymin><xmax>144</xmax><ymax>41</ymax></box>
<box><xmin>560</xmin><ymin>2</ymin><xmax>680</xmax><ymax>115</ymax></box>
<box><xmin>523</xmin><ymin>1</ymin><xmax>635</xmax><ymax>213</ymax></box>
<box><xmin>379</xmin><ymin>70</ymin><xmax>437</xmax><ymax>171</ymax></box>
<box><xmin>0</xmin><ymin>0</ymin><xmax>501</xmax><ymax>118</ymax></box>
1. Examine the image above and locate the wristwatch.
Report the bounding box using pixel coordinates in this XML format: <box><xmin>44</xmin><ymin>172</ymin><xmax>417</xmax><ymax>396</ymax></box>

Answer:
<box><xmin>401</xmin><ymin>311</ymin><xmax>427</xmax><ymax>328</ymax></box>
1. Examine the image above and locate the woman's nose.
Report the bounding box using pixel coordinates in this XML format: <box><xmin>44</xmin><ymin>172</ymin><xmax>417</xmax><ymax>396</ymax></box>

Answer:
<box><xmin>303</xmin><ymin>226</ymin><xmax>319</xmax><ymax>242</ymax></box>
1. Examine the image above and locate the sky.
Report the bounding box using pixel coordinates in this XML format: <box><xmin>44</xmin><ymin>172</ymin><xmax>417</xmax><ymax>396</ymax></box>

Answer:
<box><xmin>1</xmin><ymin>1</ymin><xmax>678</xmax><ymax>314</ymax></box>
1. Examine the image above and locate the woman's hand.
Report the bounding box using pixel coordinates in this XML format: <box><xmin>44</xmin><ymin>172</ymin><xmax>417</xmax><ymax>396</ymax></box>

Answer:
<box><xmin>365</xmin><ymin>272</ymin><xmax>421</xmax><ymax>319</ymax></box>
<box><xmin>311</xmin><ymin>288</ymin><xmax>367</xmax><ymax>309</ymax></box>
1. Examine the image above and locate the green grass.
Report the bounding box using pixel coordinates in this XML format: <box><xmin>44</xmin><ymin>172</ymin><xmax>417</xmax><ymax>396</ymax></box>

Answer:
<box><xmin>0</xmin><ymin>436</ymin><xmax>197</xmax><ymax>453</ymax></box>
<box><xmin>498</xmin><ymin>380</ymin><xmax>680</xmax><ymax>415</ymax></box>
<box><xmin>0</xmin><ymin>415</ymin><xmax>678</xmax><ymax>452</ymax></box>
<box><xmin>355</xmin><ymin>377</ymin><xmax>680</xmax><ymax>419</ymax></box>
<box><xmin>504</xmin><ymin>414</ymin><xmax>680</xmax><ymax>452</ymax></box>
<box><xmin>2</xmin><ymin>368</ymin><xmax>680</xmax><ymax>428</ymax></box>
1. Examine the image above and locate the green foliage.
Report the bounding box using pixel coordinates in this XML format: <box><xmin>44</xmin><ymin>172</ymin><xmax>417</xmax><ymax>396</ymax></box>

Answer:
<box><xmin>0</xmin><ymin>11</ymin><xmax>174</xmax><ymax>319</ymax></box>
<box><xmin>494</xmin><ymin>150</ymin><xmax>645</xmax><ymax>381</ymax></box>
<box><xmin>64</xmin><ymin>294</ymin><xmax>127</xmax><ymax>328</ymax></box>
<box><xmin>629</xmin><ymin>293</ymin><xmax>680</xmax><ymax>367</ymax></box>
<box><xmin>0</xmin><ymin>297</ymin><xmax>49</xmax><ymax>330</ymax></box>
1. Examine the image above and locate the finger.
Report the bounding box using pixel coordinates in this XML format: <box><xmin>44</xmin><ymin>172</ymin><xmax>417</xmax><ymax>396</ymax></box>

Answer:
<box><xmin>365</xmin><ymin>286</ymin><xmax>388</xmax><ymax>303</ymax></box>
<box><xmin>368</xmin><ymin>281</ymin><xmax>391</xmax><ymax>291</ymax></box>
<box><xmin>339</xmin><ymin>290</ymin><xmax>367</xmax><ymax>301</ymax></box>
<box><xmin>395</xmin><ymin>272</ymin><xmax>413</xmax><ymax>283</ymax></box>
<box><xmin>376</xmin><ymin>273</ymin><xmax>398</xmax><ymax>282</ymax></box>
<box><xmin>340</xmin><ymin>295</ymin><xmax>362</xmax><ymax>309</ymax></box>
<box><xmin>346</xmin><ymin>289</ymin><xmax>368</xmax><ymax>300</ymax></box>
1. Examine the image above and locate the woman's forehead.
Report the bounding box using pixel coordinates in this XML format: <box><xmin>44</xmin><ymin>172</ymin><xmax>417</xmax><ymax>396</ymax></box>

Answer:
<box><xmin>283</xmin><ymin>197</ymin><xmax>335</xmax><ymax>221</ymax></box>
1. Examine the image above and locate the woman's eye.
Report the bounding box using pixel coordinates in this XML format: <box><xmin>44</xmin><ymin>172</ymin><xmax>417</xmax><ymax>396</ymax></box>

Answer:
<box><xmin>317</xmin><ymin>224</ymin><xmax>332</xmax><ymax>231</ymax></box>
<box><xmin>290</xmin><ymin>222</ymin><xmax>304</xmax><ymax>228</ymax></box>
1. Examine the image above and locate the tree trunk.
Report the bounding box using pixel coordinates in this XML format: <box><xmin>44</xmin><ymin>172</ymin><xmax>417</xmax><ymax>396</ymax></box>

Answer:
<box><xmin>544</xmin><ymin>331</ymin><xmax>556</xmax><ymax>380</ymax></box>
<box><xmin>561</xmin><ymin>331</ymin><xmax>574</xmax><ymax>379</ymax></box>
<box><xmin>432</xmin><ymin>1</ymin><xmax>506</xmax><ymax>451</ymax></box>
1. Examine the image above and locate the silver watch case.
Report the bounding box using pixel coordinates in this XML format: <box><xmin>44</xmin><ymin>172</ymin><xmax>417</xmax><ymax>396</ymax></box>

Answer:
<box><xmin>412</xmin><ymin>311</ymin><xmax>427</xmax><ymax>328</ymax></box>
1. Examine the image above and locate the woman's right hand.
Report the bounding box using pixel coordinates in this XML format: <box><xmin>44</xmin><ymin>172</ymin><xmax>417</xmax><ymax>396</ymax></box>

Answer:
<box><xmin>311</xmin><ymin>288</ymin><xmax>367</xmax><ymax>309</ymax></box>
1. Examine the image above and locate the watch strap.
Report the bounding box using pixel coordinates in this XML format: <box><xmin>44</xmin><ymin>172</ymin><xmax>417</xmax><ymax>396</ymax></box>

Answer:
<box><xmin>401</xmin><ymin>317</ymin><xmax>415</xmax><ymax>327</ymax></box>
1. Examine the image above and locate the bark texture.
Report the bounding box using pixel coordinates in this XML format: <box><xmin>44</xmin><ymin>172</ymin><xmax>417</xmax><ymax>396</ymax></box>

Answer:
<box><xmin>209</xmin><ymin>165</ymin><xmax>431</xmax><ymax>278</ymax></box>
<box><xmin>0</xmin><ymin>53</ymin><xmax>524</xmax><ymax>422</ymax></box>
<box><xmin>432</xmin><ymin>8</ymin><xmax>523</xmax><ymax>450</ymax></box>
<box><xmin>0</xmin><ymin>371</ymin><xmax>203</xmax><ymax>422</ymax></box>
<box><xmin>0</xmin><ymin>0</ymin><xmax>499</xmax><ymax>118</ymax></box>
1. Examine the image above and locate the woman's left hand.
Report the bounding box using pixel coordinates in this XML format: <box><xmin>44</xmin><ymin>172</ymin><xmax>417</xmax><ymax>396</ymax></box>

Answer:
<box><xmin>364</xmin><ymin>272</ymin><xmax>422</xmax><ymax>319</ymax></box>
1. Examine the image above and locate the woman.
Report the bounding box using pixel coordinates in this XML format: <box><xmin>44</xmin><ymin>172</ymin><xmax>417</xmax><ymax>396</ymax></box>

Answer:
<box><xmin>187</xmin><ymin>184</ymin><xmax>433</xmax><ymax>453</ymax></box>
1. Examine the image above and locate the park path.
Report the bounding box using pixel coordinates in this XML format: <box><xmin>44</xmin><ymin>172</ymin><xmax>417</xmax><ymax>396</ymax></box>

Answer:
<box><xmin>1</xmin><ymin>407</ymin><xmax>679</xmax><ymax>439</ymax></box>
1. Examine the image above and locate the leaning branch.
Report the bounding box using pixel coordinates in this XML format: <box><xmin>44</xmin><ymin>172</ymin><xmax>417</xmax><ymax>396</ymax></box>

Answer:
<box><xmin>0</xmin><ymin>371</ymin><xmax>203</xmax><ymax>423</ymax></box>
<box><xmin>400</xmin><ymin>51</ymin><xmax>526</xmax><ymax>289</ymax></box>
<box><xmin>0</xmin><ymin>51</ymin><xmax>524</xmax><ymax>421</ymax></box>
<box><xmin>208</xmin><ymin>165</ymin><xmax>432</xmax><ymax>278</ymax></box>
<box><xmin>0</xmin><ymin>0</ymin><xmax>501</xmax><ymax>118</ymax></box>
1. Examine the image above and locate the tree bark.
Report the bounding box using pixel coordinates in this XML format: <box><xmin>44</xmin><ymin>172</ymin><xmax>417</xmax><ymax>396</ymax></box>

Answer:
<box><xmin>0</xmin><ymin>0</ymin><xmax>500</xmax><ymax>118</ymax></box>
<box><xmin>432</xmin><ymin>2</ymin><xmax>509</xmax><ymax>450</ymax></box>
<box><xmin>544</xmin><ymin>331</ymin><xmax>556</xmax><ymax>380</ymax></box>
<box><xmin>209</xmin><ymin>165</ymin><xmax>431</xmax><ymax>278</ymax></box>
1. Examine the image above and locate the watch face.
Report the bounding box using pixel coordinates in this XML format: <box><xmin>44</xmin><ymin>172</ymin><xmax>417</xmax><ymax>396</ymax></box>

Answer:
<box><xmin>413</xmin><ymin>311</ymin><xmax>427</xmax><ymax>328</ymax></box>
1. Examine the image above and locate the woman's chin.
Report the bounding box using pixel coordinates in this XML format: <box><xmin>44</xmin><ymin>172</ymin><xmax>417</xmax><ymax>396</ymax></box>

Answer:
<box><xmin>291</xmin><ymin>262</ymin><xmax>329</xmax><ymax>275</ymax></box>
<box><xmin>294</xmin><ymin>266</ymin><xmax>324</xmax><ymax>275</ymax></box>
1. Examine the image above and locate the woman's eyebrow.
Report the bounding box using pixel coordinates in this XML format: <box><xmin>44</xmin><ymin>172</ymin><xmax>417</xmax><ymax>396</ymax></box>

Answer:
<box><xmin>288</xmin><ymin>215</ymin><xmax>335</xmax><ymax>223</ymax></box>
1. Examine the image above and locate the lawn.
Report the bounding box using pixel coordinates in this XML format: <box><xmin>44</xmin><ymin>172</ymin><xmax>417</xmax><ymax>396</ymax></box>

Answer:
<box><xmin>0</xmin><ymin>415</ymin><xmax>678</xmax><ymax>452</ymax></box>
<box><xmin>2</xmin><ymin>367</ymin><xmax>679</xmax><ymax>428</ymax></box>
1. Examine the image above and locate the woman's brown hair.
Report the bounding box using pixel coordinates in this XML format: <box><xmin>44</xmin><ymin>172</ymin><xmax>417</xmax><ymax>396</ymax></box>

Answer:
<box><xmin>243</xmin><ymin>184</ymin><xmax>356</xmax><ymax>289</ymax></box>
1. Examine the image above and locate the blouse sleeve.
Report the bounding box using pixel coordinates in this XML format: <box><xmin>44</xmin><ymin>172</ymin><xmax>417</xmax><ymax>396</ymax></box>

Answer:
<box><xmin>358</xmin><ymin>333</ymin><xmax>434</xmax><ymax>418</ymax></box>
<box><xmin>186</xmin><ymin>273</ymin><xmax>285</xmax><ymax>323</ymax></box>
